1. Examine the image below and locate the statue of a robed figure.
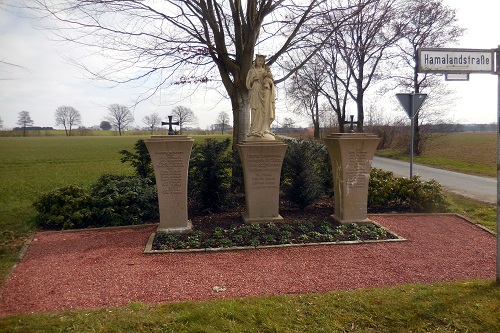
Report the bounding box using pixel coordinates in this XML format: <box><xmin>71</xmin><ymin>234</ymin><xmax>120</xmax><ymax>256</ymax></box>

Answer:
<box><xmin>246</xmin><ymin>54</ymin><xmax>276</xmax><ymax>140</ymax></box>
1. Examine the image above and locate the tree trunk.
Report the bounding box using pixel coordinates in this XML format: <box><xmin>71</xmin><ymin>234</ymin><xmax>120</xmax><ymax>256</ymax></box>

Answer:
<box><xmin>313</xmin><ymin>94</ymin><xmax>320</xmax><ymax>139</ymax></box>
<box><xmin>356</xmin><ymin>88</ymin><xmax>364</xmax><ymax>133</ymax></box>
<box><xmin>231</xmin><ymin>87</ymin><xmax>250</xmax><ymax>149</ymax></box>
<box><xmin>338</xmin><ymin>117</ymin><xmax>345</xmax><ymax>133</ymax></box>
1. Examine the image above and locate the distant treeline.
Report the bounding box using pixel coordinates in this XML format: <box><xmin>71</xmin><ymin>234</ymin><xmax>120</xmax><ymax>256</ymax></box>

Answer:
<box><xmin>427</xmin><ymin>123</ymin><xmax>496</xmax><ymax>132</ymax></box>
<box><xmin>13</xmin><ymin>127</ymin><xmax>55</xmax><ymax>131</ymax></box>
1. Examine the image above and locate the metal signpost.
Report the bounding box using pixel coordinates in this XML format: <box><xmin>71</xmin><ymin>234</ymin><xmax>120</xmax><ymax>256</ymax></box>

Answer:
<box><xmin>395</xmin><ymin>93</ymin><xmax>427</xmax><ymax>178</ymax></box>
<box><xmin>416</xmin><ymin>47</ymin><xmax>499</xmax><ymax>283</ymax></box>
<box><xmin>497</xmin><ymin>48</ymin><xmax>500</xmax><ymax>285</ymax></box>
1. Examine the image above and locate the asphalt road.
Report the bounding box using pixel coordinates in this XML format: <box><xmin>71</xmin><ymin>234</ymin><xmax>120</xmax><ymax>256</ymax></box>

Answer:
<box><xmin>372</xmin><ymin>156</ymin><xmax>497</xmax><ymax>204</ymax></box>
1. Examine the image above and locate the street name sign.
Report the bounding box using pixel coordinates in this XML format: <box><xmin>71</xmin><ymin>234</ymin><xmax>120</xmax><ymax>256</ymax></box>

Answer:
<box><xmin>418</xmin><ymin>48</ymin><xmax>494</xmax><ymax>73</ymax></box>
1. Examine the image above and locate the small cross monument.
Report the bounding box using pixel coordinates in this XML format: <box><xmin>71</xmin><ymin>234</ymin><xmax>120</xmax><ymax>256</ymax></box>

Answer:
<box><xmin>346</xmin><ymin>115</ymin><xmax>357</xmax><ymax>133</ymax></box>
<box><xmin>161</xmin><ymin>116</ymin><xmax>180</xmax><ymax>135</ymax></box>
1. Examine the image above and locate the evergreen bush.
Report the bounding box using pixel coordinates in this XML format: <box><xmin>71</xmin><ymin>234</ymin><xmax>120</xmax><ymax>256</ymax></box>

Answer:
<box><xmin>188</xmin><ymin>138</ymin><xmax>232</xmax><ymax>213</ymax></box>
<box><xmin>90</xmin><ymin>174</ymin><xmax>159</xmax><ymax>226</ymax></box>
<box><xmin>229</xmin><ymin>149</ymin><xmax>244</xmax><ymax>194</ymax></box>
<box><xmin>119</xmin><ymin>139</ymin><xmax>154</xmax><ymax>181</ymax></box>
<box><xmin>33</xmin><ymin>175</ymin><xmax>158</xmax><ymax>230</ymax></box>
<box><xmin>281</xmin><ymin>138</ymin><xmax>324</xmax><ymax>209</ymax></box>
<box><xmin>32</xmin><ymin>185</ymin><xmax>94</xmax><ymax>229</ymax></box>
<box><xmin>368</xmin><ymin>168</ymin><xmax>448</xmax><ymax>213</ymax></box>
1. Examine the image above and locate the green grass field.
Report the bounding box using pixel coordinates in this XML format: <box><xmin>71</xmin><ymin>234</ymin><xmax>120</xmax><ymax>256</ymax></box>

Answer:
<box><xmin>0</xmin><ymin>133</ymin><xmax>498</xmax><ymax>331</ymax></box>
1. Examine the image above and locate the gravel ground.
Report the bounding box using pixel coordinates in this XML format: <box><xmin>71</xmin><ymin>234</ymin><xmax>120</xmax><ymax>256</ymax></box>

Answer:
<box><xmin>0</xmin><ymin>214</ymin><xmax>496</xmax><ymax>316</ymax></box>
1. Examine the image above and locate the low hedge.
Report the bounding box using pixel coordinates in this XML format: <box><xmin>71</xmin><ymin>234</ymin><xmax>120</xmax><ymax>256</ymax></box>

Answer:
<box><xmin>33</xmin><ymin>139</ymin><xmax>448</xmax><ymax>230</ymax></box>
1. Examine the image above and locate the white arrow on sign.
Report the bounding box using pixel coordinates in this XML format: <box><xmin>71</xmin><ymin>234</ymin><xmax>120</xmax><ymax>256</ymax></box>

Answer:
<box><xmin>396</xmin><ymin>93</ymin><xmax>427</xmax><ymax>118</ymax></box>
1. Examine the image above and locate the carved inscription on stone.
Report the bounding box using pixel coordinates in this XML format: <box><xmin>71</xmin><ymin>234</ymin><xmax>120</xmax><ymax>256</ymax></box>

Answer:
<box><xmin>346</xmin><ymin>150</ymin><xmax>367</xmax><ymax>189</ymax></box>
<box><xmin>246</xmin><ymin>153</ymin><xmax>282</xmax><ymax>190</ymax></box>
<box><xmin>155</xmin><ymin>151</ymin><xmax>184</xmax><ymax>194</ymax></box>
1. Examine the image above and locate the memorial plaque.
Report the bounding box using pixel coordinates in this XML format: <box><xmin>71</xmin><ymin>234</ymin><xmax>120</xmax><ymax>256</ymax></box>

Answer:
<box><xmin>238</xmin><ymin>141</ymin><xmax>288</xmax><ymax>224</ymax></box>
<box><xmin>145</xmin><ymin>136</ymin><xmax>194</xmax><ymax>233</ymax></box>
<box><xmin>324</xmin><ymin>133</ymin><xmax>380</xmax><ymax>225</ymax></box>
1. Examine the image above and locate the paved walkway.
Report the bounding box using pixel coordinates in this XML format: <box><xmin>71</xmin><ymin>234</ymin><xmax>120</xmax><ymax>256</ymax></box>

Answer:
<box><xmin>0</xmin><ymin>214</ymin><xmax>496</xmax><ymax>316</ymax></box>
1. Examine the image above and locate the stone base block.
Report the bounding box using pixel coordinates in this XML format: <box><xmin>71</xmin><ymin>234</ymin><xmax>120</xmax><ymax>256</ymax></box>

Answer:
<box><xmin>156</xmin><ymin>220</ymin><xmax>193</xmax><ymax>234</ymax></box>
<box><xmin>331</xmin><ymin>215</ymin><xmax>374</xmax><ymax>226</ymax></box>
<box><xmin>242</xmin><ymin>213</ymin><xmax>284</xmax><ymax>225</ymax></box>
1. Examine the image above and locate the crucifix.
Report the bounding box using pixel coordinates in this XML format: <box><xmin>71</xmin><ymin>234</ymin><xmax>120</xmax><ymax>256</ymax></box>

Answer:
<box><xmin>161</xmin><ymin>116</ymin><xmax>180</xmax><ymax>135</ymax></box>
<box><xmin>345</xmin><ymin>115</ymin><xmax>357</xmax><ymax>133</ymax></box>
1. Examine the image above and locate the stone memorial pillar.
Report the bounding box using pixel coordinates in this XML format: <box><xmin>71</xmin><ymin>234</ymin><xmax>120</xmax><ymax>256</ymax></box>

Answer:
<box><xmin>238</xmin><ymin>141</ymin><xmax>288</xmax><ymax>224</ymax></box>
<box><xmin>323</xmin><ymin>133</ymin><xmax>380</xmax><ymax>225</ymax></box>
<box><xmin>145</xmin><ymin>136</ymin><xmax>194</xmax><ymax>233</ymax></box>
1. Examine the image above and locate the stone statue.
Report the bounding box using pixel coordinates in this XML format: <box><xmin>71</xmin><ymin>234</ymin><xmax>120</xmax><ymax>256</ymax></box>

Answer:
<box><xmin>246</xmin><ymin>54</ymin><xmax>276</xmax><ymax>140</ymax></box>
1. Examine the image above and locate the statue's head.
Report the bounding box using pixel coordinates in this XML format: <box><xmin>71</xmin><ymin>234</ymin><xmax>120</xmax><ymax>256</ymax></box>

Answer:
<box><xmin>254</xmin><ymin>54</ymin><xmax>266</xmax><ymax>66</ymax></box>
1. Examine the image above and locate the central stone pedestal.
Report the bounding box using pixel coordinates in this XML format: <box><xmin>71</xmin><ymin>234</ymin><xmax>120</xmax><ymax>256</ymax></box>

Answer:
<box><xmin>323</xmin><ymin>133</ymin><xmax>380</xmax><ymax>225</ymax></box>
<box><xmin>238</xmin><ymin>141</ymin><xmax>288</xmax><ymax>224</ymax></box>
<box><xmin>145</xmin><ymin>136</ymin><xmax>194</xmax><ymax>233</ymax></box>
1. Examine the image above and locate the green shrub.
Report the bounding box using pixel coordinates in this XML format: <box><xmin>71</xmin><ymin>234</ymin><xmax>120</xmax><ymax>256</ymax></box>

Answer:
<box><xmin>33</xmin><ymin>175</ymin><xmax>159</xmax><ymax>230</ymax></box>
<box><xmin>32</xmin><ymin>185</ymin><xmax>93</xmax><ymax>229</ymax></box>
<box><xmin>90</xmin><ymin>175</ymin><xmax>159</xmax><ymax>226</ymax></box>
<box><xmin>281</xmin><ymin>138</ymin><xmax>324</xmax><ymax>209</ymax></box>
<box><xmin>317</xmin><ymin>143</ymin><xmax>334</xmax><ymax>196</ymax></box>
<box><xmin>188</xmin><ymin>138</ymin><xmax>232</xmax><ymax>213</ymax></box>
<box><xmin>230</xmin><ymin>149</ymin><xmax>244</xmax><ymax>194</ymax></box>
<box><xmin>119</xmin><ymin>139</ymin><xmax>154</xmax><ymax>181</ymax></box>
<box><xmin>368</xmin><ymin>168</ymin><xmax>448</xmax><ymax>213</ymax></box>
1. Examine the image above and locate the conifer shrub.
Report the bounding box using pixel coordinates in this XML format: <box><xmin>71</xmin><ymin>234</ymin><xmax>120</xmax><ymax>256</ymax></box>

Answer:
<box><xmin>119</xmin><ymin>139</ymin><xmax>154</xmax><ymax>181</ymax></box>
<box><xmin>229</xmin><ymin>149</ymin><xmax>244</xmax><ymax>194</ymax></box>
<box><xmin>32</xmin><ymin>185</ymin><xmax>94</xmax><ymax>229</ymax></box>
<box><xmin>90</xmin><ymin>174</ymin><xmax>158</xmax><ymax>226</ymax></box>
<box><xmin>33</xmin><ymin>175</ymin><xmax>158</xmax><ymax>229</ymax></box>
<box><xmin>281</xmin><ymin>138</ymin><xmax>326</xmax><ymax>209</ymax></box>
<box><xmin>188</xmin><ymin>138</ymin><xmax>232</xmax><ymax>213</ymax></box>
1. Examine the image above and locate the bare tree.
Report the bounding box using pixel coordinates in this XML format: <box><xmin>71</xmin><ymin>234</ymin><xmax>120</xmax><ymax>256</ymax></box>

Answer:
<box><xmin>316</xmin><ymin>41</ymin><xmax>352</xmax><ymax>133</ymax></box>
<box><xmin>29</xmin><ymin>0</ymin><xmax>367</xmax><ymax>145</ymax></box>
<box><xmin>17</xmin><ymin>111</ymin><xmax>34</xmax><ymax>137</ymax></box>
<box><xmin>393</xmin><ymin>0</ymin><xmax>464</xmax><ymax>155</ymax></box>
<box><xmin>105</xmin><ymin>104</ymin><xmax>134</xmax><ymax>136</ymax></box>
<box><xmin>142</xmin><ymin>112</ymin><xmax>161</xmax><ymax>134</ymax></box>
<box><xmin>327</xmin><ymin>0</ymin><xmax>403</xmax><ymax>132</ymax></box>
<box><xmin>216</xmin><ymin>111</ymin><xmax>231</xmax><ymax>135</ymax></box>
<box><xmin>286</xmin><ymin>56</ymin><xmax>326</xmax><ymax>138</ymax></box>
<box><xmin>55</xmin><ymin>105</ymin><xmax>82</xmax><ymax>136</ymax></box>
<box><xmin>171</xmin><ymin>106</ymin><xmax>198</xmax><ymax>134</ymax></box>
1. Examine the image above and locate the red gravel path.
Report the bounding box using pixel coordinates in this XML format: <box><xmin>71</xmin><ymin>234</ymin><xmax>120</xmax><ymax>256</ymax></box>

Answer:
<box><xmin>0</xmin><ymin>214</ymin><xmax>496</xmax><ymax>316</ymax></box>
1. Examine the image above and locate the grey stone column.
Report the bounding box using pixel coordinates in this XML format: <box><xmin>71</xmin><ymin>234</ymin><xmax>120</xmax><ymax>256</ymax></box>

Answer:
<box><xmin>323</xmin><ymin>133</ymin><xmax>380</xmax><ymax>225</ymax></box>
<box><xmin>145</xmin><ymin>136</ymin><xmax>194</xmax><ymax>233</ymax></box>
<box><xmin>238</xmin><ymin>141</ymin><xmax>288</xmax><ymax>224</ymax></box>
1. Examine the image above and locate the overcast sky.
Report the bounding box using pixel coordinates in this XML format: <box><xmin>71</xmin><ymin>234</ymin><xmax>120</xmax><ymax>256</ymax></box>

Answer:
<box><xmin>1</xmin><ymin>0</ymin><xmax>499</xmax><ymax>130</ymax></box>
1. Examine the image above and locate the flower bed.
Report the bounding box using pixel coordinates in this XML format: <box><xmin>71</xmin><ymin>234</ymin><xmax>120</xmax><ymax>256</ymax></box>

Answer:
<box><xmin>151</xmin><ymin>219</ymin><xmax>400</xmax><ymax>251</ymax></box>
